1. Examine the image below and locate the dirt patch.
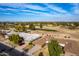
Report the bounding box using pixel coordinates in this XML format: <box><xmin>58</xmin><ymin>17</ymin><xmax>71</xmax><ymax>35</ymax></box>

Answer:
<box><xmin>57</xmin><ymin>39</ymin><xmax>79</xmax><ymax>56</ymax></box>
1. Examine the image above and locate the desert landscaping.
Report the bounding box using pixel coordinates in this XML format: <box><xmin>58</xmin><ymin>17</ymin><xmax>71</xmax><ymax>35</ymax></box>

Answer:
<box><xmin>0</xmin><ymin>22</ymin><xmax>79</xmax><ymax>56</ymax></box>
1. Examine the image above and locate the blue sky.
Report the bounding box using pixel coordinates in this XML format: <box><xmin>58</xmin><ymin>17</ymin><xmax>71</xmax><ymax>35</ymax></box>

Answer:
<box><xmin>0</xmin><ymin>3</ymin><xmax>79</xmax><ymax>22</ymax></box>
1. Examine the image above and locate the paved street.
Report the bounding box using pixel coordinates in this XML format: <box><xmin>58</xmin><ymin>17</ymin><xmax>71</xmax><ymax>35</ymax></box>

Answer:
<box><xmin>0</xmin><ymin>43</ymin><xmax>28</xmax><ymax>56</ymax></box>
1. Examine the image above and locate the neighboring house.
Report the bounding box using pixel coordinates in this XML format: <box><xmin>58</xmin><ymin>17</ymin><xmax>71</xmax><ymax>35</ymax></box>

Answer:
<box><xmin>18</xmin><ymin>32</ymin><xmax>41</xmax><ymax>42</ymax></box>
<box><xmin>4</xmin><ymin>31</ymin><xmax>41</xmax><ymax>42</ymax></box>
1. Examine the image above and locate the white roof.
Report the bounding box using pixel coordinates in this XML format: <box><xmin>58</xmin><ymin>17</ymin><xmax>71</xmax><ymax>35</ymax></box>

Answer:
<box><xmin>6</xmin><ymin>31</ymin><xmax>17</xmax><ymax>36</ymax></box>
<box><xmin>59</xmin><ymin>43</ymin><xmax>65</xmax><ymax>47</ymax></box>
<box><xmin>19</xmin><ymin>32</ymin><xmax>41</xmax><ymax>41</ymax></box>
<box><xmin>1</xmin><ymin>30</ymin><xmax>10</xmax><ymax>33</ymax></box>
<box><xmin>6</xmin><ymin>31</ymin><xmax>41</xmax><ymax>41</ymax></box>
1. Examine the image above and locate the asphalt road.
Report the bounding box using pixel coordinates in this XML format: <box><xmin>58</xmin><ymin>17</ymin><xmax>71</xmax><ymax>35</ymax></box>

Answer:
<box><xmin>0</xmin><ymin>43</ymin><xmax>28</xmax><ymax>56</ymax></box>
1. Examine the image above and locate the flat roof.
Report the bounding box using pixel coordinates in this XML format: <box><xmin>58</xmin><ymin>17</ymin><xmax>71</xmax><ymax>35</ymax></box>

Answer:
<box><xmin>19</xmin><ymin>32</ymin><xmax>41</xmax><ymax>41</ymax></box>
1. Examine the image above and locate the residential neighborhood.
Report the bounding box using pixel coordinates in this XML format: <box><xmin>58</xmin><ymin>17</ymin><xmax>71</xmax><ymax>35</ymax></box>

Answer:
<box><xmin>0</xmin><ymin>22</ymin><xmax>79</xmax><ymax>56</ymax></box>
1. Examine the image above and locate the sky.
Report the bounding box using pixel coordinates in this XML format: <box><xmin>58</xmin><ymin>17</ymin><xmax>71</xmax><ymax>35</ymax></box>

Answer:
<box><xmin>0</xmin><ymin>3</ymin><xmax>79</xmax><ymax>22</ymax></box>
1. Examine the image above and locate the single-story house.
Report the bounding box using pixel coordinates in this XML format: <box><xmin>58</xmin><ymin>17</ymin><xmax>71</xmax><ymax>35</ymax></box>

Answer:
<box><xmin>18</xmin><ymin>32</ymin><xmax>41</xmax><ymax>41</ymax></box>
<box><xmin>5</xmin><ymin>31</ymin><xmax>41</xmax><ymax>42</ymax></box>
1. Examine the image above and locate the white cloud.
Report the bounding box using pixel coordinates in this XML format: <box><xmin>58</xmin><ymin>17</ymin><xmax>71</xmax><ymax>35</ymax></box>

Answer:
<box><xmin>73</xmin><ymin>4</ymin><xmax>79</xmax><ymax>14</ymax></box>
<box><xmin>6</xmin><ymin>8</ymin><xmax>16</xmax><ymax>10</ymax></box>
<box><xmin>74</xmin><ymin>9</ymin><xmax>79</xmax><ymax>14</ymax></box>
<box><xmin>21</xmin><ymin>8</ymin><xmax>55</xmax><ymax>16</ymax></box>
<box><xmin>0</xmin><ymin>7</ymin><xmax>17</xmax><ymax>11</ymax></box>
<box><xmin>21</xmin><ymin>9</ymin><xmax>35</xmax><ymax>13</ymax></box>
<box><xmin>45</xmin><ymin>4</ymin><xmax>68</xmax><ymax>14</ymax></box>
<box><xmin>25</xmin><ymin>4</ymin><xmax>47</xmax><ymax>11</ymax></box>
<box><xmin>0</xmin><ymin>3</ymin><xmax>47</xmax><ymax>11</ymax></box>
<box><xmin>33</xmin><ymin>11</ymin><xmax>54</xmax><ymax>16</ymax></box>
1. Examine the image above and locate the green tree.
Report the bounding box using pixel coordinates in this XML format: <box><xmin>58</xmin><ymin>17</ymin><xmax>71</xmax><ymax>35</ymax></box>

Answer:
<box><xmin>15</xmin><ymin>24</ymin><xmax>27</xmax><ymax>32</ymax></box>
<box><xmin>29</xmin><ymin>24</ymin><xmax>35</xmax><ymax>30</ymax></box>
<box><xmin>48</xmin><ymin>40</ymin><xmax>63</xmax><ymax>56</ymax></box>
<box><xmin>40</xmin><ymin>23</ymin><xmax>43</xmax><ymax>29</ymax></box>
<box><xmin>9</xmin><ymin>34</ymin><xmax>20</xmax><ymax>44</ymax></box>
